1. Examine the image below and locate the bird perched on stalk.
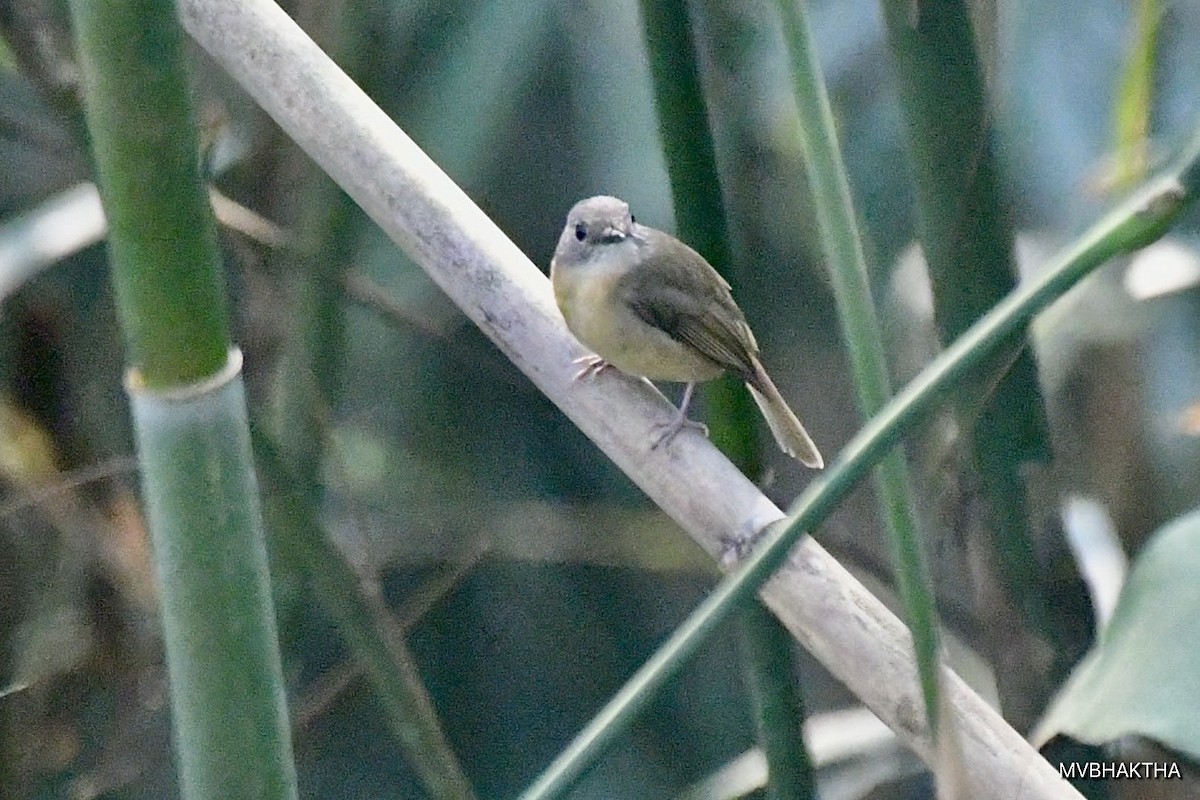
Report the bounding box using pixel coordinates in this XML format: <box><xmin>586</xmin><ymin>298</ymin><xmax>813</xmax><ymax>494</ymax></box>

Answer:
<box><xmin>551</xmin><ymin>195</ymin><xmax>822</xmax><ymax>468</ymax></box>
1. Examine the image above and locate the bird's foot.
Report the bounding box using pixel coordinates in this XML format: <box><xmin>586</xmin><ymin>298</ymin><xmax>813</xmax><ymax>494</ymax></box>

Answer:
<box><xmin>572</xmin><ymin>353</ymin><xmax>612</xmax><ymax>380</ymax></box>
<box><xmin>650</xmin><ymin>410</ymin><xmax>708</xmax><ymax>450</ymax></box>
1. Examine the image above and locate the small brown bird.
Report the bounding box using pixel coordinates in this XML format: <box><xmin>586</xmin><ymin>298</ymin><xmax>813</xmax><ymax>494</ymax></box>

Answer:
<box><xmin>551</xmin><ymin>196</ymin><xmax>822</xmax><ymax>468</ymax></box>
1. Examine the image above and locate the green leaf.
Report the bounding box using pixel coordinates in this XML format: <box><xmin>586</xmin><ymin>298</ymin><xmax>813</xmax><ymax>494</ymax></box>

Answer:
<box><xmin>1033</xmin><ymin>507</ymin><xmax>1200</xmax><ymax>758</ymax></box>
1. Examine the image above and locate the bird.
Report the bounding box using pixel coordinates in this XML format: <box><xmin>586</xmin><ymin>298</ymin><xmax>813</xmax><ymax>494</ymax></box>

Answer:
<box><xmin>550</xmin><ymin>195</ymin><xmax>822</xmax><ymax>468</ymax></box>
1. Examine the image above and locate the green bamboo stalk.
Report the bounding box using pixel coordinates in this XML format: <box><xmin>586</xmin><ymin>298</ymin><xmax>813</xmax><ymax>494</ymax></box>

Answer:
<box><xmin>638</xmin><ymin>0</ymin><xmax>761</xmax><ymax>475</ymax></box>
<box><xmin>517</xmin><ymin>129</ymin><xmax>1200</xmax><ymax>800</ymax></box>
<box><xmin>272</xmin><ymin>0</ymin><xmax>361</xmax><ymax>482</ymax></box>
<box><xmin>775</xmin><ymin>0</ymin><xmax>943</xmax><ymax>735</ymax></box>
<box><xmin>66</xmin><ymin>0</ymin><xmax>297</xmax><ymax>797</ymax></box>
<box><xmin>1114</xmin><ymin>0</ymin><xmax>1160</xmax><ymax>187</ymax></box>
<box><xmin>130</xmin><ymin>357</ymin><xmax>296</xmax><ymax>799</ymax></box>
<box><xmin>878</xmin><ymin>0</ymin><xmax>1055</xmax><ymax>727</ymax></box>
<box><xmin>737</xmin><ymin>606</ymin><xmax>815</xmax><ymax>800</ymax></box>
<box><xmin>68</xmin><ymin>1</ymin><xmax>228</xmax><ymax>387</ymax></box>
<box><xmin>639</xmin><ymin>5</ymin><xmax>807</xmax><ymax>783</ymax></box>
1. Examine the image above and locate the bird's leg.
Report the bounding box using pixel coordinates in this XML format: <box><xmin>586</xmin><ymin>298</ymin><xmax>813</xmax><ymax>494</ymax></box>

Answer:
<box><xmin>572</xmin><ymin>353</ymin><xmax>613</xmax><ymax>380</ymax></box>
<box><xmin>650</xmin><ymin>382</ymin><xmax>709</xmax><ymax>449</ymax></box>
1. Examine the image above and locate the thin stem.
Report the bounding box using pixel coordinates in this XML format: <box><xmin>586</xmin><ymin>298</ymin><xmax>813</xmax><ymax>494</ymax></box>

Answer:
<box><xmin>776</xmin><ymin>0</ymin><xmax>942</xmax><ymax>733</ymax></box>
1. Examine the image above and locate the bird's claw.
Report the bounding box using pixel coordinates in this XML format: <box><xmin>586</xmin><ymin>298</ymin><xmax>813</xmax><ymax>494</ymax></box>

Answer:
<box><xmin>572</xmin><ymin>354</ymin><xmax>612</xmax><ymax>380</ymax></box>
<box><xmin>650</xmin><ymin>414</ymin><xmax>708</xmax><ymax>450</ymax></box>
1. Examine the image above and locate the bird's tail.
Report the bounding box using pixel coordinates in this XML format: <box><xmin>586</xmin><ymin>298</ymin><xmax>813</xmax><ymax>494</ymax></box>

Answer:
<box><xmin>746</xmin><ymin>359</ymin><xmax>823</xmax><ymax>469</ymax></box>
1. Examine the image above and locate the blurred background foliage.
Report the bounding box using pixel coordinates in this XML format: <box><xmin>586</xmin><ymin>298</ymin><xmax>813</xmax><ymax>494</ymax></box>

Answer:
<box><xmin>2</xmin><ymin>0</ymin><xmax>1200</xmax><ymax>797</ymax></box>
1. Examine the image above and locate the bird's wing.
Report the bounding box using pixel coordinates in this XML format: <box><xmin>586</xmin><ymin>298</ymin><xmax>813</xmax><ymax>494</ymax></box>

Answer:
<box><xmin>618</xmin><ymin>232</ymin><xmax>759</xmax><ymax>382</ymax></box>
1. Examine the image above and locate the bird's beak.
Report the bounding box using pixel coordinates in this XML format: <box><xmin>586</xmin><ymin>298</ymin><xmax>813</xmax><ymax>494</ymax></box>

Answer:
<box><xmin>599</xmin><ymin>225</ymin><xmax>627</xmax><ymax>243</ymax></box>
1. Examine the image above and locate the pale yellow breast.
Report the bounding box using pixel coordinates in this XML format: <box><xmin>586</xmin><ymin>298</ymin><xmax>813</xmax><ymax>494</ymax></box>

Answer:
<box><xmin>552</xmin><ymin>257</ymin><xmax>722</xmax><ymax>384</ymax></box>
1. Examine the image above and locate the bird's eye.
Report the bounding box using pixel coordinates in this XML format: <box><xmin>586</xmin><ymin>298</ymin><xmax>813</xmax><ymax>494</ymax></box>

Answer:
<box><xmin>630</xmin><ymin>215</ymin><xmax>636</xmax><ymax>224</ymax></box>
<box><xmin>574</xmin><ymin>223</ymin><xmax>586</xmax><ymax>241</ymax></box>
